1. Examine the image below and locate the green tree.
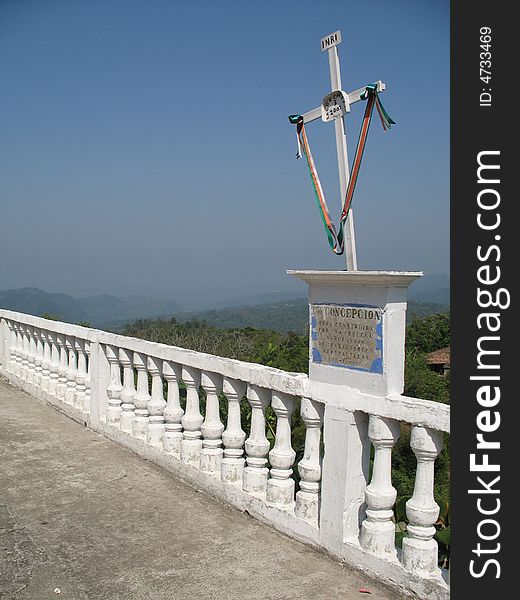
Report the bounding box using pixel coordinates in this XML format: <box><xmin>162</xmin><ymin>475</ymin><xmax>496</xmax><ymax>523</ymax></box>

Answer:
<box><xmin>406</xmin><ymin>312</ymin><xmax>450</xmax><ymax>354</ymax></box>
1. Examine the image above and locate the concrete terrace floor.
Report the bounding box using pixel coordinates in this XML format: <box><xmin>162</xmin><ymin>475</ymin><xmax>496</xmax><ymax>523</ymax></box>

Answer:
<box><xmin>0</xmin><ymin>378</ymin><xmax>400</xmax><ymax>600</ymax></box>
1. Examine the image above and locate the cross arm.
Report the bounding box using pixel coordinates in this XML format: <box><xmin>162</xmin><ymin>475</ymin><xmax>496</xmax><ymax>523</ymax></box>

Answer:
<box><xmin>301</xmin><ymin>80</ymin><xmax>386</xmax><ymax>124</ymax></box>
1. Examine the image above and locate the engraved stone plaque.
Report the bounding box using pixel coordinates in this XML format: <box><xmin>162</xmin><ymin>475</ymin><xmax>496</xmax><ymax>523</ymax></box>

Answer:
<box><xmin>310</xmin><ymin>303</ymin><xmax>383</xmax><ymax>373</ymax></box>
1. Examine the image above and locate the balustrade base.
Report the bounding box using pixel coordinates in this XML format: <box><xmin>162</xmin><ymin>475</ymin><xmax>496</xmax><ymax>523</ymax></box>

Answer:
<box><xmin>243</xmin><ymin>466</ymin><xmax>268</xmax><ymax>495</ymax></box>
<box><xmin>56</xmin><ymin>382</ymin><xmax>67</xmax><ymax>400</ymax></box>
<box><xmin>132</xmin><ymin>417</ymin><xmax>148</xmax><ymax>440</ymax></box>
<box><xmin>295</xmin><ymin>490</ymin><xmax>319</xmax><ymax>525</ymax></box>
<box><xmin>221</xmin><ymin>457</ymin><xmax>245</xmax><ymax>484</ymax></box>
<box><xmin>74</xmin><ymin>389</ymin><xmax>87</xmax><ymax>411</ymax></box>
<box><xmin>200</xmin><ymin>447</ymin><xmax>223</xmax><ymax>475</ymax></box>
<box><xmin>106</xmin><ymin>406</ymin><xmax>122</xmax><ymax>425</ymax></box>
<box><xmin>402</xmin><ymin>536</ymin><xmax>439</xmax><ymax>575</ymax></box>
<box><xmin>359</xmin><ymin>520</ymin><xmax>400</xmax><ymax>559</ymax></box>
<box><xmin>163</xmin><ymin>431</ymin><xmax>182</xmax><ymax>457</ymax></box>
<box><xmin>181</xmin><ymin>438</ymin><xmax>202</xmax><ymax>467</ymax></box>
<box><xmin>65</xmin><ymin>384</ymin><xmax>76</xmax><ymax>404</ymax></box>
<box><xmin>119</xmin><ymin>410</ymin><xmax>135</xmax><ymax>433</ymax></box>
<box><xmin>147</xmin><ymin>422</ymin><xmax>165</xmax><ymax>446</ymax></box>
<box><xmin>266</xmin><ymin>477</ymin><xmax>295</xmax><ymax>507</ymax></box>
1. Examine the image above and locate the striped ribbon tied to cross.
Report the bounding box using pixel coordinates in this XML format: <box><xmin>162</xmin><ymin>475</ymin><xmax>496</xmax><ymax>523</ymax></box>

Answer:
<box><xmin>289</xmin><ymin>83</ymin><xmax>395</xmax><ymax>256</ymax></box>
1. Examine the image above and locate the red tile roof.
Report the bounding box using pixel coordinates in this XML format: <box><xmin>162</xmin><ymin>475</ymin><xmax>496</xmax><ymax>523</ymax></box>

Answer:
<box><xmin>426</xmin><ymin>346</ymin><xmax>450</xmax><ymax>366</ymax></box>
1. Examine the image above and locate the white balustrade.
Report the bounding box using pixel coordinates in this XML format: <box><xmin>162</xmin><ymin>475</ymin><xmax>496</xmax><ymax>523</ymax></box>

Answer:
<box><xmin>5</xmin><ymin>321</ymin><xmax>14</xmax><ymax>374</ymax></box>
<box><xmin>74</xmin><ymin>338</ymin><xmax>88</xmax><ymax>410</ymax></box>
<box><xmin>106</xmin><ymin>345</ymin><xmax>123</xmax><ymax>424</ymax></box>
<box><xmin>34</xmin><ymin>328</ymin><xmax>43</xmax><ymax>386</ymax></box>
<box><xmin>147</xmin><ymin>356</ymin><xmax>166</xmax><ymax>446</ymax></box>
<box><xmin>6</xmin><ymin>321</ymin><xmax>15</xmax><ymax>375</ymax></box>
<box><xmin>84</xmin><ymin>342</ymin><xmax>91</xmax><ymax>413</ymax></box>
<box><xmin>48</xmin><ymin>331</ymin><xmax>60</xmax><ymax>396</ymax></box>
<box><xmin>132</xmin><ymin>352</ymin><xmax>150</xmax><ymax>440</ymax></box>
<box><xmin>119</xmin><ymin>347</ymin><xmax>136</xmax><ymax>433</ymax></box>
<box><xmin>243</xmin><ymin>385</ymin><xmax>271</xmax><ymax>496</ymax></box>
<box><xmin>266</xmin><ymin>391</ymin><xmax>296</xmax><ymax>507</ymax></box>
<box><xmin>18</xmin><ymin>323</ymin><xmax>26</xmax><ymax>377</ymax></box>
<box><xmin>65</xmin><ymin>335</ymin><xmax>78</xmax><ymax>404</ymax></box>
<box><xmin>26</xmin><ymin>325</ymin><xmax>36</xmax><ymax>384</ymax></box>
<box><xmin>15</xmin><ymin>323</ymin><xmax>24</xmax><ymax>378</ymax></box>
<box><xmin>200</xmin><ymin>371</ymin><xmax>224</xmax><ymax>475</ymax></box>
<box><xmin>221</xmin><ymin>377</ymin><xmax>247</xmax><ymax>484</ymax></box>
<box><xmin>40</xmin><ymin>330</ymin><xmax>51</xmax><ymax>392</ymax></box>
<box><xmin>402</xmin><ymin>426</ymin><xmax>443</xmax><ymax>575</ymax></box>
<box><xmin>17</xmin><ymin>322</ymin><xmax>25</xmax><ymax>378</ymax></box>
<box><xmin>294</xmin><ymin>397</ymin><xmax>324</xmax><ymax>525</ymax></box>
<box><xmin>20</xmin><ymin>324</ymin><xmax>29</xmax><ymax>381</ymax></box>
<box><xmin>16</xmin><ymin>323</ymin><xmax>24</xmax><ymax>377</ymax></box>
<box><xmin>360</xmin><ymin>415</ymin><xmax>401</xmax><ymax>557</ymax></box>
<box><xmin>180</xmin><ymin>366</ymin><xmax>202</xmax><ymax>467</ymax></box>
<box><xmin>162</xmin><ymin>360</ymin><xmax>184</xmax><ymax>456</ymax></box>
<box><xmin>56</xmin><ymin>333</ymin><xmax>68</xmax><ymax>400</ymax></box>
<box><xmin>10</xmin><ymin>322</ymin><xmax>18</xmax><ymax>376</ymax></box>
<box><xmin>13</xmin><ymin>323</ymin><xmax>20</xmax><ymax>377</ymax></box>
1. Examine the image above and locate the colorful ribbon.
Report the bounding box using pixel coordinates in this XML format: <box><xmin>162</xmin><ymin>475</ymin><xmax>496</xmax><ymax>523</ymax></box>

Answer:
<box><xmin>289</xmin><ymin>83</ymin><xmax>395</xmax><ymax>255</ymax></box>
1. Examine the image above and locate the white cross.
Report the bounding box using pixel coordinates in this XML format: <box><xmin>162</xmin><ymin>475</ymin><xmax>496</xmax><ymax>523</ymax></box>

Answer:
<box><xmin>299</xmin><ymin>30</ymin><xmax>386</xmax><ymax>270</ymax></box>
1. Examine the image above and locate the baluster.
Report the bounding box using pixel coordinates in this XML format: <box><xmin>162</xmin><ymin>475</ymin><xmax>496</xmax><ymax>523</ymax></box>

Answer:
<box><xmin>267</xmin><ymin>392</ymin><xmax>296</xmax><ymax>506</ymax></box>
<box><xmin>147</xmin><ymin>356</ymin><xmax>166</xmax><ymax>445</ymax></box>
<box><xmin>74</xmin><ymin>338</ymin><xmax>88</xmax><ymax>410</ymax></box>
<box><xmin>6</xmin><ymin>321</ymin><xmax>14</xmax><ymax>375</ymax></box>
<box><xmin>295</xmin><ymin>397</ymin><xmax>324</xmax><ymax>525</ymax></box>
<box><xmin>65</xmin><ymin>336</ymin><xmax>78</xmax><ymax>404</ymax></box>
<box><xmin>20</xmin><ymin>324</ymin><xmax>29</xmax><ymax>381</ymax></box>
<box><xmin>360</xmin><ymin>415</ymin><xmax>400</xmax><ymax>557</ymax></box>
<box><xmin>17</xmin><ymin>323</ymin><xmax>25</xmax><ymax>377</ymax></box>
<box><xmin>163</xmin><ymin>361</ymin><xmax>184</xmax><ymax>456</ymax></box>
<box><xmin>23</xmin><ymin>324</ymin><xmax>32</xmax><ymax>381</ymax></box>
<box><xmin>13</xmin><ymin>322</ymin><xmax>23</xmax><ymax>378</ymax></box>
<box><xmin>56</xmin><ymin>333</ymin><xmax>68</xmax><ymax>400</ymax></box>
<box><xmin>221</xmin><ymin>377</ymin><xmax>247</xmax><ymax>484</ymax></box>
<box><xmin>29</xmin><ymin>326</ymin><xmax>38</xmax><ymax>385</ymax></box>
<box><xmin>119</xmin><ymin>348</ymin><xmax>136</xmax><ymax>433</ymax></box>
<box><xmin>10</xmin><ymin>322</ymin><xmax>17</xmax><ymax>376</ymax></box>
<box><xmin>15</xmin><ymin>323</ymin><xmax>24</xmax><ymax>378</ymax></box>
<box><xmin>132</xmin><ymin>352</ymin><xmax>150</xmax><ymax>439</ymax></box>
<box><xmin>48</xmin><ymin>332</ymin><xmax>60</xmax><ymax>396</ymax></box>
<box><xmin>402</xmin><ymin>425</ymin><xmax>443</xmax><ymax>575</ymax></box>
<box><xmin>33</xmin><ymin>328</ymin><xmax>43</xmax><ymax>387</ymax></box>
<box><xmin>243</xmin><ymin>385</ymin><xmax>271</xmax><ymax>495</ymax></box>
<box><xmin>40</xmin><ymin>330</ymin><xmax>51</xmax><ymax>392</ymax></box>
<box><xmin>180</xmin><ymin>366</ymin><xmax>202</xmax><ymax>467</ymax></box>
<box><xmin>6</xmin><ymin>321</ymin><xmax>15</xmax><ymax>375</ymax></box>
<box><xmin>200</xmin><ymin>371</ymin><xmax>224</xmax><ymax>475</ymax></box>
<box><xmin>26</xmin><ymin>325</ymin><xmax>36</xmax><ymax>385</ymax></box>
<box><xmin>84</xmin><ymin>342</ymin><xmax>91</xmax><ymax>413</ymax></box>
<box><xmin>105</xmin><ymin>345</ymin><xmax>123</xmax><ymax>423</ymax></box>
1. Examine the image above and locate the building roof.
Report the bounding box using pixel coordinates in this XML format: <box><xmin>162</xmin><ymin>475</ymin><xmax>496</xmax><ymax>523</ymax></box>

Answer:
<box><xmin>426</xmin><ymin>346</ymin><xmax>451</xmax><ymax>366</ymax></box>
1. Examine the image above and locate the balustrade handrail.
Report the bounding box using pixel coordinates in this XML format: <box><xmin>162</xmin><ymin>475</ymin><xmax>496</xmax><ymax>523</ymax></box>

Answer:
<box><xmin>0</xmin><ymin>309</ymin><xmax>450</xmax><ymax>432</ymax></box>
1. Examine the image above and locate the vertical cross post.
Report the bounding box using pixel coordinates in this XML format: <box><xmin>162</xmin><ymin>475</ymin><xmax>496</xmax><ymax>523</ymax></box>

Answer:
<box><xmin>327</xmin><ymin>44</ymin><xmax>357</xmax><ymax>271</ymax></box>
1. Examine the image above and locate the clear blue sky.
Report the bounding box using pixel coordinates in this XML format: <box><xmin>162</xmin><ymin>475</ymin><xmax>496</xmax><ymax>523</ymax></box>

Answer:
<box><xmin>0</xmin><ymin>0</ymin><xmax>449</xmax><ymax>307</ymax></box>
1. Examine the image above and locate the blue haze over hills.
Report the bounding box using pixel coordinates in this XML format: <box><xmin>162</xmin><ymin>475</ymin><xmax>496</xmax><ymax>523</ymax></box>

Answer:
<box><xmin>0</xmin><ymin>274</ymin><xmax>449</xmax><ymax>331</ymax></box>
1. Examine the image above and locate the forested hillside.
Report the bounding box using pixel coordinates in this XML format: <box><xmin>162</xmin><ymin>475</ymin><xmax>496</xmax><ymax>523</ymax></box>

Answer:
<box><xmin>122</xmin><ymin>311</ymin><xmax>450</xmax><ymax>404</ymax></box>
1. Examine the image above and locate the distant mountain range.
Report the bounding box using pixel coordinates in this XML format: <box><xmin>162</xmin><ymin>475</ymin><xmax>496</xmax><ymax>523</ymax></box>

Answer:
<box><xmin>0</xmin><ymin>287</ymin><xmax>91</xmax><ymax>324</ymax></box>
<box><xmin>172</xmin><ymin>297</ymin><xmax>448</xmax><ymax>334</ymax></box>
<box><xmin>0</xmin><ymin>287</ymin><xmax>181</xmax><ymax>327</ymax></box>
<box><xmin>0</xmin><ymin>273</ymin><xmax>449</xmax><ymax>331</ymax></box>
